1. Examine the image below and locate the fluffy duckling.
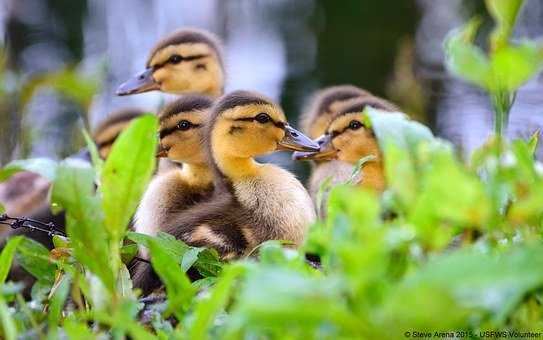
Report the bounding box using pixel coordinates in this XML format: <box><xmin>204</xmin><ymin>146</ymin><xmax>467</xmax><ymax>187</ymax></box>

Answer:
<box><xmin>299</xmin><ymin>85</ymin><xmax>373</xmax><ymax>201</ymax></box>
<box><xmin>134</xmin><ymin>95</ymin><xmax>214</xmax><ymax>239</ymax></box>
<box><xmin>166</xmin><ymin>90</ymin><xmax>318</xmax><ymax>254</ymax></box>
<box><xmin>132</xmin><ymin>91</ymin><xmax>319</xmax><ymax>292</ymax></box>
<box><xmin>117</xmin><ymin>28</ymin><xmax>224</xmax><ymax>97</ymax></box>
<box><xmin>295</xmin><ymin>96</ymin><xmax>398</xmax><ymax>192</ymax></box>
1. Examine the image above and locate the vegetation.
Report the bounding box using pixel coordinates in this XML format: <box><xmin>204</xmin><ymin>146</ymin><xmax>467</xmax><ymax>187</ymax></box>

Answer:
<box><xmin>0</xmin><ymin>0</ymin><xmax>543</xmax><ymax>339</ymax></box>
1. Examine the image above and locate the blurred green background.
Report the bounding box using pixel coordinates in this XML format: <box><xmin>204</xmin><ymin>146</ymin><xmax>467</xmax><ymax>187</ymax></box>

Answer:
<box><xmin>1</xmin><ymin>0</ymin><xmax>542</xmax><ymax>170</ymax></box>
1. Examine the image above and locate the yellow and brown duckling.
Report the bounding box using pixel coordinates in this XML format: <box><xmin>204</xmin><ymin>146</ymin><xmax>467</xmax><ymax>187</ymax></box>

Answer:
<box><xmin>295</xmin><ymin>96</ymin><xmax>398</xmax><ymax>192</ymax></box>
<box><xmin>299</xmin><ymin>85</ymin><xmax>372</xmax><ymax>201</ymax></box>
<box><xmin>117</xmin><ymin>28</ymin><xmax>224</xmax><ymax>98</ymax></box>
<box><xmin>134</xmin><ymin>95</ymin><xmax>214</xmax><ymax>239</ymax></box>
<box><xmin>132</xmin><ymin>91</ymin><xmax>319</xmax><ymax>292</ymax></box>
<box><xmin>162</xmin><ymin>91</ymin><xmax>318</xmax><ymax>255</ymax></box>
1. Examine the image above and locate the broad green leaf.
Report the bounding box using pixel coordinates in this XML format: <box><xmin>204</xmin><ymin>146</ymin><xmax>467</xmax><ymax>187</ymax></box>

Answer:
<box><xmin>396</xmin><ymin>244</ymin><xmax>543</xmax><ymax>323</ymax></box>
<box><xmin>364</xmin><ymin>107</ymin><xmax>435</xmax><ymax>207</ymax></box>
<box><xmin>101</xmin><ymin>115</ymin><xmax>158</xmax><ymax>240</ymax></box>
<box><xmin>444</xmin><ymin>18</ymin><xmax>492</xmax><ymax>89</ymax></box>
<box><xmin>148</xmin><ymin>238</ymin><xmax>195</xmax><ymax>320</ymax></box>
<box><xmin>486</xmin><ymin>0</ymin><xmax>524</xmax><ymax>51</ymax></box>
<box><xmin>188</xmin><ymin>264</ymin><xmax>245</xmax><ymax>339</ymax></box>
<box><xmin>0</xmin><ymin>158</ymin><xmax>57</xmax><ymax>182</ymax></box>
<box><xmin>489</xmin><ymin>42</ymin><xmax>543</xmax><ymax>92</ymax></box>
<box><xmin>63</xmin><ymin>319</ymin><xmax>96</xmax><ymax>340</ymax></box>
<box><xmin>0</xmin><ymin>236</ymin><xmax>22</xmax><ymax>284</ymax></box>
<box><xmin>15</xmin><ymin>237</ymin><xmax>55</xmax><ymax>284</ymax></box>
<box><xmin>51</xmin><ymin>159</ymin><xmax>114</xmax><ymax>292</ymax></box>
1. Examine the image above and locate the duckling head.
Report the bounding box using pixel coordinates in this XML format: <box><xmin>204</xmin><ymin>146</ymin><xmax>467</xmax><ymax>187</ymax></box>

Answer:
<box><xmin>93</xmin><ymin>108</ymin><xmax>146</xmax><ymax>159</ymax></box>
<box><xmin>299</xmin><ymin>85</ymin><xmax>371</xmax><ymax>140</ymax></box>
<box><xmin>209</xmin><ymin>91</ymin><xmax>319</xmax><ymax>162</ymax></box>
<box><xmin>117</xmin><ymin>28</ymin><xmax>224</xmax><ymax>97</ymax></box>
<box><xmin>158</xmin><ymin>95</ymin><xmax>214</xmax><ymax>164</ymax></box>
<box><xmin>294</xmin><ymin>96</ymin><xmax>398</xmax><ymax>164</ymax></box>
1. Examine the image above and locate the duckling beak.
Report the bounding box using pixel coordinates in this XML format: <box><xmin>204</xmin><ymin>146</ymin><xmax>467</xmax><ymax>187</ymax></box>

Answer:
<box><xmin>277</xmin><ymin>125</ymin><xmax>320</xmax><ymax>152</ymax></box>
<box><xmin>116</xmin><ymin>68</ymin><xmax>160</xmax><ymax>96</ymax></box>
<box><xmin>292</xmin><ymin>134</ymin><xmax>337</xmax><ymax>161</ymax></box>
<box><xmin>156</xmin><ymin>144</ymin><xmax>169</xmax><ymax>158</ymax></box>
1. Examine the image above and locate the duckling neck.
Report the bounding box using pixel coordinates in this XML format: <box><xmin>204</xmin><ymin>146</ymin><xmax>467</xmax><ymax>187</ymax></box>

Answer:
<box><xmin>358</xmin><ymin>159</ymin><xmax>386</xmax><ymax>192</ymax></box>
<box><xmin>213</xmin><ymin>154</ymin><xmax>260</xmax><ymax>180</ymax></box>
<box><xmin>181</xmin><ymin>162</ymin><xmax>213</xmax><ymax>187</ymax></box>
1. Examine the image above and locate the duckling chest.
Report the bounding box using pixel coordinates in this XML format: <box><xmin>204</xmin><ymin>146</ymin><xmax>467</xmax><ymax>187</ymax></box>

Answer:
<box><xmin>233</xmin><ymin>166</ymin><xmax>316</xmax><ymax>244</ymax></box>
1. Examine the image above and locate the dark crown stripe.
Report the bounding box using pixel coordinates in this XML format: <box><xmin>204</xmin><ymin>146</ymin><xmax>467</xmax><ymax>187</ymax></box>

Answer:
<box><xmin>159</xmin><ymin>95</ymin><xmax>214</xmax><ymax>122</ymax></box>
<box><xmin>146</xmin><ymin>29</ymin><xmax>224</xmax><ymax>68</ymax></box>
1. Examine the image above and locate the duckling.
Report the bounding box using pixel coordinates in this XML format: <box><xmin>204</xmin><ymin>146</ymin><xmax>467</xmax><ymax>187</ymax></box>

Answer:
<box><xmin>295</xmin><ymin>96</ymin><xmax>398</xmax><ymax>192</ymax></box>
<box><xmin>117</xmin><ymin>28</ymin><xmax>224</xmax><ymax>97</ymax></box>
<box><xmin>298</xmin><ymin>85</ymin><xmax>373</xmax><ymax>201</ymax></box>
<box><xmin>134</xmin><ymin>95</ymin><xmax>214</xmax><ymax>239</ymax></box>
<box><xmin>132</xmin><ymin>91</ymin><xmax>319</xmax><ymax>292</ymax></box>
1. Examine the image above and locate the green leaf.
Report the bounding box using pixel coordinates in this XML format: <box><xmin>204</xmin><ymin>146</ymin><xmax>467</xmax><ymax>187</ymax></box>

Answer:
<box><xmin>63</xmin><ymin>319</ymin><xmax>96</xmax><ymax>339</ymax></box>
<box><xmin>0</xmin><ymin>295</ymin><xmax>16</xmax><ymax>340</ymax></box>
<box><xmin>51</xmin><ymin>159</ymin><xmax>114</xmax><ymax>292</ymax></box>
<box><xmin>0</xmin><ymin>158</ymin><xmax>58</xmax><ymax>182</ymax></box>
<box><xmin>489</xmin><ymin>42</ymin><xmax>543</xmax><ymax>92</ymax></box>
<box><xmin>82</xmin><ymin>128</ymin><xmax>103</xmax><ymax>178</ymax></box>
<box><xmin>47</xmin><ymin>274</ymin><xmax>71</xmax><ymax>334</ymax></box>
<box><xmin>364</xmin><ymin>107</ymin><xmax>436</xmax><ymax>207</ymax></box>
<box><xmin>148</xmin><ymin>239</ymin><xmax>195</xmax><ymax>320</ymax></box>
<box><xmin>15</xmin><ymin>237</ymin><xmax>56</xmax><ymax>285</ymax></box>
<box><xmin>101</xmin><ymin>115</ymin><xmax>158</xmax><ymax>240</ymax></box>
<box><xmin>444</xmin><ymin>18</ymin><xmax>492</xmax><ymax>89</ymax></box>
<box><xmin>188</xmin><ymin>264</ymin><xmax>245</xmax><ymax>339</ymax></box>
<box><xmin>0</xmin><ymin>203</ymin><xmax>4</xmax><ymax>214</ymax></box>
<box><xmin>0</xmin><ymin>236</ymin><xmax>22</xmax><ymax>284</ymax></box>
<box><xmin>527</xmin><ymin>129</ymin><xmax>540</xmax><ymax>155</ymax></box>
<box><xmin>117</xmin><ymin>264</ymin><xmax>134</xmax><ymax>299</ymax></box>
<box><xmin>485</xmin><ymin>0</ymin><xmax>525</xmax><ymax>51</ymax></box>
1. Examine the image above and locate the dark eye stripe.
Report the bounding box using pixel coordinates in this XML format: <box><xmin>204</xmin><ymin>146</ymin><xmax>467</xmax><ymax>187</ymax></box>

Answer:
<box><xmin>159</xmin><ymin>123</ymin><xmax>201</xmax><ymax>139</ymax></box>
<box><xmin>234</xmin><ymin>117</ymin><xmax>285</xmax><ymax>129</ymax></box>
<box><xmin>153</xmin><ymin>54</ymin><xmax>210</xmax><ymax>70</ymax></box>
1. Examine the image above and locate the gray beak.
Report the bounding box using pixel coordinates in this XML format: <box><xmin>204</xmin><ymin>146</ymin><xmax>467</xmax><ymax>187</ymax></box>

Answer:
<box><xmin>116</xmin><ymin>68</ymin><xmax>160</xmax><ymax>96</ymax></box>
<box><xmin>277</xmin><ymin>124</ymin><xmax>320</xmax><ymax>152</ymax></box>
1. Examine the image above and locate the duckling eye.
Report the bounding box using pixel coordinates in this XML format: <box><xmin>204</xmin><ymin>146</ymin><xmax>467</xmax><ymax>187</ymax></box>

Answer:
<box><xmin>349</xmin><ymin>120</ymin><xmax>363</xmax><ymax>130</ymax></box>
<box><xmin>177</xmin><ymin>120</ymin><xmax>192</xmax><ymax>131</ymax></box>
<box><xmin>169</xmin><ymin>54</ymin><xmax>183</xmax><ymax>64</ymax></box>
<box><xmin>255</xmin><ymin>113</ymin><xmax>272</xmax><ymax>124</ymax></box>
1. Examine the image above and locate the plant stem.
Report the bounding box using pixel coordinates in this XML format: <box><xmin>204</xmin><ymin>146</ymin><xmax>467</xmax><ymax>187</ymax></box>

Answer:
<box><xmin>491</xmin><ymin>90</ymin><xmax>514</xmax><ymax>138</ymax></box>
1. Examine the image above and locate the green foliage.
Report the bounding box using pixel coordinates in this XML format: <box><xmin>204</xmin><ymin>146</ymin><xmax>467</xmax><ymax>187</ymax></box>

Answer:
<box><xmin>0</xmin><ymin>237</ymin><xmax>22</xmax><ymax>284</ymax></box>
<box><xmin>444</xmin><ymin>0</ymin><xmax>543</xmax><ymax>136</ymax></box>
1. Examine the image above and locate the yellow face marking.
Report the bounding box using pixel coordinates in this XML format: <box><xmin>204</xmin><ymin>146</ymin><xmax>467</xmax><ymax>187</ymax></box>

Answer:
<box><xmin>149</xmin><ymin>43</ymin><xmax>223</xmax><ymax>96</ymax></box>
<box><xmin>159</xmin><ymin>110</ymin><xmax>207</xmax><ymax>164</ymax></box>
<box><xmin>327</xmin><ymin>112</ymin><xmax>382</xmax><ymax>164</ymax></box>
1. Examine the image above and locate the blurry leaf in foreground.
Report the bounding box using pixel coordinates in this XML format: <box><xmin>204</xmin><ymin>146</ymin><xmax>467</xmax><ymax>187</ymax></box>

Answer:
<box><xmin>444</xmin><ymin>18</ymin><xmax>491</xmax><ymax>90</ymax></box>
<box><xmin>187</xmin><ymin>264</ymin><xmax>245</xmax><ymax>339</ymax></box>
<box><xmin>15</xmin><ymin>237</ymin><xmax>55</xmax><ymax>285</ymax></box>
<box><xmin>0</xmin><ymin>158</ymin><xmax>58</xmax><ymax>182</ymax></box>
<box><xmin>148</xmin><ymin>239</ymin><xmax>195</xmax><ymax>320</ymax></box>
<box><xmin>82</xmin><ymin>128</ymin><xmax>103</xmax><ymax>178</ymax></box>
<box><xmin>51</xmin><ymin>159</ymin><xmax>114</xmax><ymax>292</ymax></box>
<box><xmin>485</xmin><ymin>0</ymin><xmax>525</xmax><ymax>51</ymax></box>
<box><xmin>0</xmin><ymin>294</ymin><xmax>16</xmax><ymax>340</ymax></box>
<box><xmin>384</xmin><ymin>244</ymin><xmax>543</xmax><ymax>329</ymax></box>
<box><xmin>0</xmin><ymin>236</ymin><xmax>22</xmax><ymax>284</ymax></box>
<box><xmin>47</xmin><ymin>274</ymin><xmax>71</xmax><ymax>335</ymax></box>
<box><xmin>101</xmin><ymin>115</ymin><xmax>157</xmax><ymax>240</ymax></box>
